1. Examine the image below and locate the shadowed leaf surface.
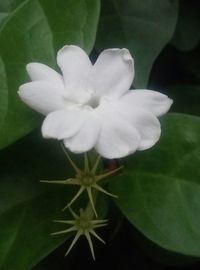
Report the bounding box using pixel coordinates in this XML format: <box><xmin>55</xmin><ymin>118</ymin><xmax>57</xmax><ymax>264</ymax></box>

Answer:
<box><xmin>110</xmin><ymin>113</ymin><xmax>200</xmax><ymax>257</ymax></box>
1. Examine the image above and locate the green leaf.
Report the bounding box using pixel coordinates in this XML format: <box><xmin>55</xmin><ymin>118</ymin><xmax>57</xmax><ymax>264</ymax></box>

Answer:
<box><xmin>110</xmin><ymin>113</ymin><xmax>200</xmax><ymax>257</ymax></box>
<box><xmin>0</xmin><ymin>0</ymin><xmax>22</xmax><ymax>25</ymax></box>
<box><xmin>95</xmin><ymin>0</ymin><xmax>178</xmax><ymax>88</ymax></box>
<box><xmin>0</xmin><ymin>131</ymin><xmax>107</xmax><ymax>269</ymax></box>
<box><xmin>0</xmin><ymin>0</ymin><xmax>100</xmax><ymax>150</ymax></box>
<box><xmin>167</xmin><ymin>85</ymin><xmax>200</xmax><ymax>116</ymax></box>
<box><xmin>179</xmin><ymin>46</ymin><xmax>200</xmax><ymax>82</ymax></box>
<box><xmin>171</xmin><ymin>0</ymin><xmax>200</xmax><ymax>51</ymax></box>
<box><xmin>0</xmin><ymin>134</ymin><xmax>76</xmax><ymax>269</ymax></box>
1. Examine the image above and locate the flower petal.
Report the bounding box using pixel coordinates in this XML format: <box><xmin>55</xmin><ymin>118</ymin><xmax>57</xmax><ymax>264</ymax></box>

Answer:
<box><xmin>18</xmin><ymin>81</ymin><xmax>65</xmax><ymax>115</ymax></box>
<box><xmin>88</xmin><ymin>48</ymin><xmax>134</xmax><ymax>99</ymax></box>
<box><xmin>95</xmin><ymin>100</ymin><xmax>140</xmax><ymax>159</ymax></box>
<box><xmin>26</xmin><ymin>63</ymin><xmax>63</xmax><ymax>84</ymax></box>
<box><xmin>121</xmin><ymin>90</ymin><xmax>173</xmax><ymax>117</ymax></box>
<box><xmin>63</xmin><ymin>81</ymin><xmax>93</xmax><ymax>105</ymax></box>
<box><xmin>132</xmin><ymin>110</ymin><xmax>161</xmax><ymax>151</ymax></box>
<box><xmin>123</xmin><ymin>107</ymin><xmax>161</xmax><ymax>150</ymax></box>
<box><xmin>42</xmin><ymin>108</ymin><xmax>91</xmax><ymax>140</ymax></box>
<box><xmin>64</xmin><ymin>115</ymin><xmax>100</xmax><ymax>153</ymax></box>
<box><xmin>57</xmin><ymin>45</ymin><xmax>92</xmax><ymax>86</ymax></box>
<box><xmin>116</xmin><ymin>101</ymin><xmax>161</xmax><ymax>150</ymax></box>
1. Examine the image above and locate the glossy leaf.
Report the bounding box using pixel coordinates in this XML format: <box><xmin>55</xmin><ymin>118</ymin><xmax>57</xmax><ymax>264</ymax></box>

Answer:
<box><xmin>0</xmin><ymin>0</ymin><xmax>100</xmax><ymax>149</ymax></box>
<box><xmin>95</xmin><ymin>0</ymin><xmax>178</xmax><ymax>88</ymax></box>
<box><xmin>110</xmin><ymin>113</ymin><xmax>200</xmax><ymax>256</ymax></box>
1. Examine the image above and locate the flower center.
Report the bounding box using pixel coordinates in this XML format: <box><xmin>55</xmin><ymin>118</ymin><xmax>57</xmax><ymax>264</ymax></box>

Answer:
<box><xmin>88</xmin><ymin>95</ymin><xmax>99</xmax><ymax>108</ymax></box>
<box><xmin>63</xmin><ymin>82</ymin><xmax>97</xmax><ymax>107</ymax></box>
<box><xmin>62</xmin><ymin>82</ymin><xmax>105</xmax><ymax>109</ymax></box>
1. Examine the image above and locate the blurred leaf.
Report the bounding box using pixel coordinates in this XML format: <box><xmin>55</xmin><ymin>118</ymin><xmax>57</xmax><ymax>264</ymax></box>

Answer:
<box><xmin>0</xmin><ymin>0</ymin><xmax>100</xmax><ymax>150</ymax></box>
<box><xmin>110</xmin><ymin>113</ymin><xmax>200</xmax><ymax>257</ymax></box>
<box><xmin>171</xmin><ymin>0</ymin><xmax>200</xmax><ymax>52</ymax></box>
<box><xmin>95</xmin><ymin>0</ymin><xmax>178</xmax><ymax>88</ymax></box>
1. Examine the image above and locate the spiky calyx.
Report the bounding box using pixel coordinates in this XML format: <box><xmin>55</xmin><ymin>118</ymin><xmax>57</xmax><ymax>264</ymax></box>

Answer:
<box><xmin>52</xmin><ymin>207</ymin><xmax>107</xmax><ymax>259</ymax></box>
<box><xmin>41</xmin><ymin>147</ymin><xmax>122</xmax><ymax>216</ymax></box>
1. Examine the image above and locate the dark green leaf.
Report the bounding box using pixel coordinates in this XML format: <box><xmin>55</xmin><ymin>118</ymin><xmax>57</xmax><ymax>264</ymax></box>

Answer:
<box><xmin>0</xmin><ymin>0</ymin><xmax>100</xmax><ymax>149</ymax></box>
<box><xmin>179</xmin><ymin>46</ymin><xmax>200</xmax><ymax>82</ymax></box>
<box><xmin>96</xmin><ymin>0</ymin><xmax>178</xmax><ymax>87</ymax></box>
<box><xmin>0</xmin><ymin>0</ymin><xmax>23</xmax><ymax>25</ymax></box>
<box><xmin>171</xmin><ymin>0</ymin><xmax>200</xmax><ymax>51</ymax></box>
<box><xmin>0</xmin><ymin>134</ymin><xmax>75</xmax><ymax>269</ymax></box>
<box><xmin>110</xmin><ymin>113</ymin><xmax>200</xmax><ymax>256</ymax></box>
<box><xmin>167</xmin><ymin>85</ymin><xmax>200</xmax><ymax>116</ymax></box>
<box><xmin>0</xmin><ymin>131</ymin><xmax>107</xmax><ymax>269</ymax></box>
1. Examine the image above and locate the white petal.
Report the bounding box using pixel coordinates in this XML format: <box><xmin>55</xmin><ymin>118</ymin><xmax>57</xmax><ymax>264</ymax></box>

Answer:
<box><xmin>118</xmin><ymin>106</ymin><xmax>161</xmax><ymax>150</ymax></box>
<box><xmin>116</xmin><ymin>101</ymin><xmax>161</xmax><ymax>150</ymax></box>
<box><xmin>94</xmin><ymin>101</ymin><xmax>140</xmax><ymax>159</ymax></box>
<box><xmin>42</xmin><ymin>108</ymin><xmax>91</xmax><ymax>140</ymax></box>
<box><xmin>57</xmin><ymin>45</ymin><xmax>92</xmax><ymax>86</ymax></box>
<box><xmin>121</xmin><ymin>90</ymin><xmax>173</xmax><ymax>117</ymax></box>
<box><xmin>26</xmin><ymin>63</ymin><xmax>63</xmax><ymax>84</ymax></box>
<box><xmin>63</xmin><ymin>81</ymin><xmax>93</xmax><ymax>105</ymax></box>
<box><xmin>88</xmin><ymin>48</ymin><xmax>134</xmax><ymax>99</ymax></box>
<box><xmin>64</xmin><ymin>115</ymin><xmax>100</xmax><ymax>153</ymax></box>
<box><xmin>134</xmin><ymin>110</ymin><xmax>161</xmax><ymax>150</ymax></box>
<box><xmin>18</xmin><ymin>81</ymin><xmax>65</xmax><ymax>115</ymax></box>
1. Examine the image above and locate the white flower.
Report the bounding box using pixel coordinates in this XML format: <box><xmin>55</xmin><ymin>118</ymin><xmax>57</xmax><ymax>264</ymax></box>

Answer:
<box><xmin>18</xmin><ymin>45</ymin><xmax>173</xmax><ymax>159</ymax></box>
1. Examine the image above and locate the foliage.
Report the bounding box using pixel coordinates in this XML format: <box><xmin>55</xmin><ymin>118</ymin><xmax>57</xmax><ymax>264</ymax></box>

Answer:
<box><xmin>0</xmin><ymin>0</ymin><xmax>200</xmax><ymax>269</ymax></box>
